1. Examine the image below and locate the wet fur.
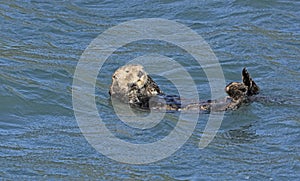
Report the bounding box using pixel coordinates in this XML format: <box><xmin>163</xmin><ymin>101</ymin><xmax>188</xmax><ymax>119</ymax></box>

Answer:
<box><xmin>109</xmin><ymin>65</ymin><xmax>260</xmax><ymax>111</ymax></box>
<box><xmin>109</xmin><ymin>65</ymin><xmax>163</xmax><ymax>109</ymax></box>
<box><xmin>224</xmin><ymin>68</ymin><xmax>260</xmax><ymax>110</ymax></box>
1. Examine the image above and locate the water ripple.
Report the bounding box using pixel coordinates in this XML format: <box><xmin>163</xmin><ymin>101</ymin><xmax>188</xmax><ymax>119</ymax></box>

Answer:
<box><xmin>1</xmin><ymin>0</ymin><xmax>299</xmax><ymax>179</ymax></box>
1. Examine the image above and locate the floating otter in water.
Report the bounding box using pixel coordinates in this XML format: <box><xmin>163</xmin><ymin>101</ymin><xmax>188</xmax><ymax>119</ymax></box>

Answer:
<box><xmin>109</xmin><ymin>64</ymin><xmax>260</xmax><ymax>112</ymax></box>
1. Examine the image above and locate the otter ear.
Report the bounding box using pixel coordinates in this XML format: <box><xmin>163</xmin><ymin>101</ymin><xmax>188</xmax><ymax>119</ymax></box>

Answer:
<box><xmin>242</xmin><ymin>67</ymin><xmax>260</xmax><ymax>95</ymax></box>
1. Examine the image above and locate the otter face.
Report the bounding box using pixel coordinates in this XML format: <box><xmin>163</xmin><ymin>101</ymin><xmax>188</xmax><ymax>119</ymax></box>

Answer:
<box><xmin>109</xmin><ymin>65</ymin><xmax>148</xmax><ymax>96</ymax></box>
<box><xmin>109</xmin><ymin>64</ymin><xmax>163</xmax><ymax>108</ymax></box>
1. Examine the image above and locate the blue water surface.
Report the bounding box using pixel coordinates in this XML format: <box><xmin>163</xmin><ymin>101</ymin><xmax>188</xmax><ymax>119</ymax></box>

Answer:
<box><xmin>1</xmin><ymin>0</ymin><xmax>300</xmax><ymax>180</ymax></box>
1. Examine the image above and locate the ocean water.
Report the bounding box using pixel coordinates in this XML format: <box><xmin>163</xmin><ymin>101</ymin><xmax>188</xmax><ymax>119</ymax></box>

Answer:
<box><xmin>1</xmin><ymin>0</ymin><xmax>300</xmax><ymax>180</ymax></box>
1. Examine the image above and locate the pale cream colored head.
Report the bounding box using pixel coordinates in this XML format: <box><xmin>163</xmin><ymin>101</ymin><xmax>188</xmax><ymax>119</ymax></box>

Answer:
<box><xmin>109</xmin><ymin>64</ymin><xmax>148</xmax><ymax>96</ymax></box>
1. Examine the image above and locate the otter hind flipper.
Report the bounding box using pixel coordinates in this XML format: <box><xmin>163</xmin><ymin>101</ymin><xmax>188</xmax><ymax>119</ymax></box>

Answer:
<box><xmin>242</xmin><ymin>67</ymin><xmax>251</xmax><ymax>87</ymax></box>
<box><xmin>242</xmin><ymin>67</ymin><xmax>260</xmax><ymax>96</ymax></box>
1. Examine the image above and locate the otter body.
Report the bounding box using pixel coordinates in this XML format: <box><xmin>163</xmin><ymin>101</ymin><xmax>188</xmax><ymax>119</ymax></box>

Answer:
<box><xmin>109</xmin><ymin>64</ymin><xmax>260</xmax><ymax>112</ymax></box>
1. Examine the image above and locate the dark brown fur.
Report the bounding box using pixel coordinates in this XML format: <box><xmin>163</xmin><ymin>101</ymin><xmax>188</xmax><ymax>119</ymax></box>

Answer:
<box><xmin>110</xmin><ymin>65</ymin><xmax>260</xmax><ymax>112</ymax></box>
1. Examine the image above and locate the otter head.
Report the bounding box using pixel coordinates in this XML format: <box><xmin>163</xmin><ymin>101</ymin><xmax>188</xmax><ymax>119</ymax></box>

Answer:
<box><xmin>109</xmin><ymin>64</ymin><xmax>163</xmax><ymax>108</ymax></box>
<box><xmin>225</xmin><ymin>68</ymin><xmax>260</xmax><ymax>101</ymax></box>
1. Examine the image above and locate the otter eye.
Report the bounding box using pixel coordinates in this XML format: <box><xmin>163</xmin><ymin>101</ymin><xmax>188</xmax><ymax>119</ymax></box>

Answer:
<box><xmin>137</xmin><ymin>71</ymin><xmax>143</xmax><ymax>78</ymax></box>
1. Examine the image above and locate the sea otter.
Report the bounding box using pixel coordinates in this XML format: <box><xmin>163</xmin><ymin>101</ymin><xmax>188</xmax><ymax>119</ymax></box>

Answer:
<box><xmin>109</xmin><ymin>64</ymin><xmax>260</xmax><ymax>112</ymax></box>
